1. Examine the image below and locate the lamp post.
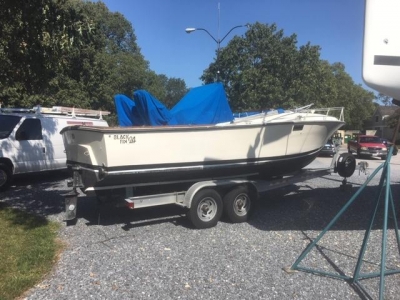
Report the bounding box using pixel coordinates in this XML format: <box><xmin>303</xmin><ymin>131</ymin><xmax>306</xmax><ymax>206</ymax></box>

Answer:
<box><xmin>185</xmin><ymin>24</ymin><xmax>248</xmax><ymax>81</ymax></box>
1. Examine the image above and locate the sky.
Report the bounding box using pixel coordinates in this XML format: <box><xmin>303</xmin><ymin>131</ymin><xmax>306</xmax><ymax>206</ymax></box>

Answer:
<box><xmin>99</xmin><ymin>0</ymin><xmax>369</xmax><ymax>90</ymax></box>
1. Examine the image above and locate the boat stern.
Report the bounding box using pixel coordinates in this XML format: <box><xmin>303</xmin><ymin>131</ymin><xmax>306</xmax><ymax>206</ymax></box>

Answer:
<box><xmin>62</xmin><ymin>126</ymin><xmax>108</xmax><ymax>166</ymax></box>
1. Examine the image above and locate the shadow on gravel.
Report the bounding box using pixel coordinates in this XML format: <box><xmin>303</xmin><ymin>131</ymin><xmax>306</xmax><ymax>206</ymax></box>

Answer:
<box><xmin>68</xmin><ymin>180</ymin><xmax>399</xmax><ymax>232</ymax></box>
<box><xmin>1</xmin><ymin>171</ymin><xmax>70</xmax><ymax>217</ymax></box>
<box><xmin>249</xmin><ymin>182</ymin><xmax>400</xmax><ymax>232</ymax></box>
<box><xmin>2</xmin><ymin>170</ymin><xmax>399</xmax><ymax>233</ymax></box>
<box><xmin>73</xmin><ymin>196</ymin><xmax>192</xmax><ymax>229</ymax></box>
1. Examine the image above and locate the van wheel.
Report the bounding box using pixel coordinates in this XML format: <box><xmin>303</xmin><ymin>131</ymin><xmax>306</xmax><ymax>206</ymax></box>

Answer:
<box><xmin>187</xmin><ymin>189</ymin><xmax>222</xmax><ymax>229</ymax></box>
<box><xmin>0</xmin><ymin>163</ymin><xmax>12</xmax><ymax>192</ymax></box>
<box><xmin>223</xmin><ymin>186</ymin><xmax>253</xmax><ymax>223</ymax></box>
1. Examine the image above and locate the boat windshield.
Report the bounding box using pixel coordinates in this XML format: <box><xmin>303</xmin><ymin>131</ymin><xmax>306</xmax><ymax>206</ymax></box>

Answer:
<box><xmin>0</xmin><ymin>115</ymin><xmax>21</xmax><ymax>139</ymax></box>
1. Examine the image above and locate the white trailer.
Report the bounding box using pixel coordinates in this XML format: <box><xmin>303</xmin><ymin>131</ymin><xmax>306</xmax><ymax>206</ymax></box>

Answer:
<box><xmin>64</xmin><ymin>151</ymin><xmax>356</xmax><ymax>229</ymax></box>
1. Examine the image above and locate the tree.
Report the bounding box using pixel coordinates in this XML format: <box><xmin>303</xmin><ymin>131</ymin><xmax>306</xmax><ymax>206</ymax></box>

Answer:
<box><xmin>328</xmin><ymin>62</ymin><xmax>375</xmax><ymax>129</ymax></box>
<box><xmin>0</xmin><ymin>0</ymin><xmax>97</xmax><ymax>107</ymax></box>
<box><xmin>200</xmin><ymin>22</ymin><xmax>375</xmax><ymax>129</ymax></box>
<box><xmin>158</xmin><ymin>75</ymin><xmax>188</xmax><ymax>108</ymax></box>
<box><xmin>139</xmin><ymin>74</ymin><xmax>187</xmax><ymax>108</ymax></box>
<box><xmin>0</xmin><ymin>0</ymin><xmax>187</xmax><ymax>114</ymax></box>
<box><xmin>41</xmin><ymin>0</ymin><xmax>150</xmax><ymax>111</ymax></box>
<box><xmin>375</xmin><ymin>93</ymin><xmax>393</xmax><ymax>106</ymax></box>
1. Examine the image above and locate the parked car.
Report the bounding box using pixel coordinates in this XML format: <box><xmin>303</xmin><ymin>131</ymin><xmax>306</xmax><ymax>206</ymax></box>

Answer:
<box><xmin>348</xmin><ymin>135</ymin><xmax>388</xmax><ymax>160</ymax></box>
<box><xmin>319</xmin><ymin>139</ymin><xmax>337</xmax><ymax>156</ymax></box>
<box><xmin>380</xmin><ymin>138</ymin><xmax>398</xmax><ymax>156</ymax></box>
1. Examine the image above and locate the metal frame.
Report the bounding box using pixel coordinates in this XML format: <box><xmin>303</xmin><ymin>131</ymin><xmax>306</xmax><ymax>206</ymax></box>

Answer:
<box><xmin>286</xmin><ymin>146</ymin><xmax>400</xmax><ymax>300</ymax></box>
<box><xmin>65</xmin><ymin>148</ymin><xmax>342</xmax><ymax>222</ymax></box>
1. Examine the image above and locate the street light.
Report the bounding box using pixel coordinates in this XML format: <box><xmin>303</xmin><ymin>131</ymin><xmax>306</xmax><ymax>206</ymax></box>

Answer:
<box><xmin>185</xmin><ymin>24</ymin><xmax>248</xmax><ymax>81</ymax></box>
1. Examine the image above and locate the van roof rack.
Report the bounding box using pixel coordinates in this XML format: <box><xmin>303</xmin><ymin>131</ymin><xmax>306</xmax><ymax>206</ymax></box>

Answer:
<box><xmin>38</xmin><ymin>106</ymin><xmax>110</xmax><ymax>117</ymax></box>
<box><xmin>0</xmin><ymin>105</ymin><xmax>110</xmax><ymax>119</ymax></box>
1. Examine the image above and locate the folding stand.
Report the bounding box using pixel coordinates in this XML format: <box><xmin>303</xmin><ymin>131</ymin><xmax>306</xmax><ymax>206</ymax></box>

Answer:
<box><xmin>285</xmin><ymin>147</ymin><xmax>400</xmax><ymax>300</ymax></box>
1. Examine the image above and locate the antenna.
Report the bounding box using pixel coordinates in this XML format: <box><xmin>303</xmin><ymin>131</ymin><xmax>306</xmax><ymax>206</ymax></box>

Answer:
<box><xmin>218</xmin><ymin>2</ymin><xmax>220</xmax><ymax>42</ymax></box>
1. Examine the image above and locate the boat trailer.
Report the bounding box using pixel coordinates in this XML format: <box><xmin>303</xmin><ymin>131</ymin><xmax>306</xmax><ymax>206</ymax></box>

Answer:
<box><xmin>63</xmin><ymin>151</ymin><xmax>356</xmax><ymax>229</ymax></box>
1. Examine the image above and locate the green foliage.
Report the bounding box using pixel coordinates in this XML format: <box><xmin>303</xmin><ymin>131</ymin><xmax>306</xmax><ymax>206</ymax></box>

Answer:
<box><xmin>385</xmin><ymin>108</ymin><xmax>400</xmax><ymax>129</ymax></box>
<box><xmin>0</xmin><ymin>0</ymin><xmax>186</xmax><ymax>114</ymax></box>
<box><xmin>140</xmin><ymin>73</ymin><xmax>187</xmax><ymax>108</ymax></box>
<box><xmin>375</xmin><ymin>93</ymin><xmax>392</xmax><ymax>106</ymax></box>
<box><xmin>157</xmin><ymin>75</ymin><xmax>188</xmax><ymax>108</ymax></box>
<box><xmin>201</xmin><ymin>22</ymin><xmax>375</xmax><ymax>129</ymax></box>
<box><xmin>1</xmin><ymin>4</ymin><xmax>375</xmax><ymax>129</ymax></box>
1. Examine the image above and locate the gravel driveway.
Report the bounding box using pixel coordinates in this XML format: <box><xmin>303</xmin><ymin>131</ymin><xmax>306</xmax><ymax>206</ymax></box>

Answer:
<box><xmin>2</xmin><ymin>149</ymin><xmax>400</xmax><ymax>300</ymax></box>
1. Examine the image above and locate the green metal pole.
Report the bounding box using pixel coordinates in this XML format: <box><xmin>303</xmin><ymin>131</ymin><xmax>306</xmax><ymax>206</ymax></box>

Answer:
<box><xmin>289</xmin><ymin>146</ymin><xmax>400</xmax><ymax>299</ymax></box>
<box><xmin>351</xmin><ymin>171</ymin><xmax>386</xmax><ymax>282</ymax></box>
<box><xmin>378</xmin><ymin>163</ymin><xmax>391</xmax><ymax>300</ymax></box>
<box><xmin>389</xmin><ymin>188</ymin><xmax>400</xmax><ymax>254</ymax></box>
<box><xmin>290</xmin><ymin>163</ymin><xmax>384</xmax><ymax>270</ymax></box>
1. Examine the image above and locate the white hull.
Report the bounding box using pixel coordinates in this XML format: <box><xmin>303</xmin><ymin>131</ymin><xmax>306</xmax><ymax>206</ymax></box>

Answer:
<box><xmin>61</xmin><ymin>107</ymin><xmax>344</xmax><ymax>190</ymax></box>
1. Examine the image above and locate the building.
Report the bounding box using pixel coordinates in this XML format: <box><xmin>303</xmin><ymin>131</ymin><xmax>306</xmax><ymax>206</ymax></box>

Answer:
<box><xmin>364</xmin><ymin>106</ymin><xmax>400</xmax><ymax>140</ymax></box>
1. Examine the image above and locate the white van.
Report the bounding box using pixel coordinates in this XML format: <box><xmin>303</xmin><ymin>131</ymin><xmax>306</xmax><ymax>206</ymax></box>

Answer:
<box><xmin>0</xmin><ymin>106</ymin><xmax>109</xmax><ymax>191</ymax></box>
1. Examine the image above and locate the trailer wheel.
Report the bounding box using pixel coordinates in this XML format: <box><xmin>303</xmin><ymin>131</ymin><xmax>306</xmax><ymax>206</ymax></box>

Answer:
<box><xmin>187</xmin><ymin>189</ymin><xmax>222</xmax><ymax>229</ymax></box>
<box><xmin>0</xmin><ymin>163</ymin><xmax>12</xmax><ymax>192</ymax></box>
<box><xmin>336</xmin><ymin>153</ymin><xmax>356</xmax><ymax>178</ymax></box>
<box><xmin>223</xmin><ymin>186</ymin><xmax>252</xmax><ymax>223</ymax></box>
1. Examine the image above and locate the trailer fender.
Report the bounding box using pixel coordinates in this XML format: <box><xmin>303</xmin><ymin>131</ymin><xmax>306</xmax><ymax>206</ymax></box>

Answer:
<box><xmin>183</xmin><ymin>179</ymin><xmax>256</xmax><ymax>208</ymax></box>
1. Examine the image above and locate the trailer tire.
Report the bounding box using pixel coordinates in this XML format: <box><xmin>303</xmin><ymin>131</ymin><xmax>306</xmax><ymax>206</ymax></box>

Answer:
<box><xmin>0</xmin><ymin>163</ymin><xmax>12</xmax><ymax>192</ymax></box>
<box><xmin>336</xmin><ymin>153</ymin><xmax>356</xmax><ymax>178</ymax></box>
<box><xmin>223</xmin><ymin>186</ymin><xmax>252</xmax><ymax>223</ymax></box>
<box><xmin>187</xmin><ymin>188</ymin><xmax>222</xmax><ymax>229</ymax></box>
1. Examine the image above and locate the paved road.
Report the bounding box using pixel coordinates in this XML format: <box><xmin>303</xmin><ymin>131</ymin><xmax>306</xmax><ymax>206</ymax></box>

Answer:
<box><xmin>2</xmin><ymin>149</ymin><xmax>400</xmax><ymax>300</ymax></box>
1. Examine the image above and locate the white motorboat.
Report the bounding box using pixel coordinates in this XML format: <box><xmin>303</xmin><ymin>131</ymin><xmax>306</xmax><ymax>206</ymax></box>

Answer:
<box><xmin>61</xmin><ymin>105</ymin><xmax>344</xmax><ymax>192</ymax></box>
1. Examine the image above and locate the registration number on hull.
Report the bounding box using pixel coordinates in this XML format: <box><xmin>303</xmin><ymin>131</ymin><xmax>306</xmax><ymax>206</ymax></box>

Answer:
<box><xmin>113</xmin><ymin>134</ymin><xmax>136</xmax><ymax>144</ymax></box>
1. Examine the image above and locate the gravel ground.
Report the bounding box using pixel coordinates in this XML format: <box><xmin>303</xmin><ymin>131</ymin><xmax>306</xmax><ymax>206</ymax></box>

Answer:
<box><xmin>2</xmin><ymin>148</ymin><xmax>400</xmax><ymax>300</ymax></box>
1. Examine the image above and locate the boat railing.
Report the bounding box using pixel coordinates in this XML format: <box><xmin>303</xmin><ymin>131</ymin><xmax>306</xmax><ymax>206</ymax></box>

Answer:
<box><xmin>231</xmin><ymin>105</ymin><xmax>344</xmax><ymax>124</ymax></box>
<box><xmin>231</xmin><ymin>109</ymin><xmax>283</xmax><ymax>124</ymax></box>
<box><xmin>299</xmin><ymin>107</ymin><xmax>345</xmax><ymax>122</ymax></box>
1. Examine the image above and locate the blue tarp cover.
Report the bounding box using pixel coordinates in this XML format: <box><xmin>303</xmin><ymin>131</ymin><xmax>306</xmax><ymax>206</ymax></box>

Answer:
<box><xmin>114</xmin><ymin>91</ymin><xmax>177</xmax><ymax>126</ymax></box>
<box><xmin>114</xmin><ymin>94</ymin><xmax>138</xmax><ymax>126</ymax></box>
<box><xmin>114</xmin><ymin>83</ymin><xmax>233</xmax><ymax>126</ymax></box>
<box><xmin>170</xmin><ymin>83</ymin><xmax>233</xmax><ymax>125</ymax></box>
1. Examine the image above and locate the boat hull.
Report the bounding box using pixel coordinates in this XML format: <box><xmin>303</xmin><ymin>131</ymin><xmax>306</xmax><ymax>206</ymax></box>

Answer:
<box><xmin>72</xmin><ymin>148</ymin><xmax>320</xmax><ymax>189</ymax></box>
<box><xmin>62</xmin><ymin>118</ymin><xmax>343</xmax><ymax>191</ymax></box>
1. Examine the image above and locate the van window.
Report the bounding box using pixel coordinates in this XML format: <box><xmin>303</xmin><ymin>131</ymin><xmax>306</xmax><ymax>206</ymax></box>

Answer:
<box><xmin>16</xmin><ymin>119</ymin><xmax>43</xmax><ymax>140</ymax></box>
<box><xmin>0</xmin><ymin>115</ymin><xmax>21</xmax><ymax>139</ymax></box>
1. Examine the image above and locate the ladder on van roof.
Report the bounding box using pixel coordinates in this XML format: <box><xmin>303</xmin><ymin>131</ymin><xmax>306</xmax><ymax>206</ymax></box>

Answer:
<box><xmin>0</xmin><ymin>105</ymin><xmax>110</xmax><ymax>118</ymax></box>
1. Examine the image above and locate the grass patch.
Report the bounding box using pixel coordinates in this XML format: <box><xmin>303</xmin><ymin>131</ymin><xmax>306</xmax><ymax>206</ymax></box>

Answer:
<box><xmin>0</xmin><ymin>203</ymin><xmax>62</xmax><ymax>300</ymax></box>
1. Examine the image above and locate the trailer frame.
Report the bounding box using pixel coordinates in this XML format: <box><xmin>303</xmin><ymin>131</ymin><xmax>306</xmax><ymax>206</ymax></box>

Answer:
<box><xmin>63</xmin><ymin>150</ymin><xmax>356</xmax><ymax>229</ymax></box>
